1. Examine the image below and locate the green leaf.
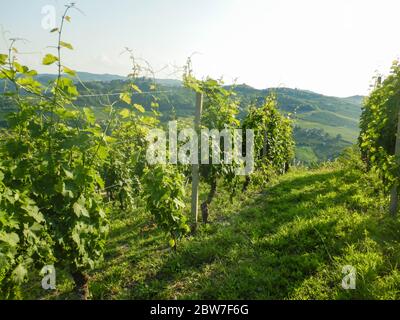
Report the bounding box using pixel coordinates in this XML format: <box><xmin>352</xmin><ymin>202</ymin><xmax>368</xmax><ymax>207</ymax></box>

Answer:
<box><xmin>13</xmin><ymin>62</ymin><xmax>28</xmax><ymax>73</ymax></box>
<box><xmin>169</xmin><ymin>239</ymin><xmax>176</xmax><ymax>248</ymax></box>
<box><xmin>16</xmin><ymin>77</ymin><xmax>42</xmax><ymax>94</ymax></box>
<box><xmin>57</xmin><ymin>77</ymin><xmax>79</xmax><ymax>96</ymax></box>
<box><xmin>73</xmin><ymin>202</ymin><xmax>89</xmax><ymax>218</ymax></box>
<box><xmin>83</xmin><ymin>107</ymin><xmax>96</xmax><ymax>125</ymax></box>
<box><xmin>173</xmin><ymin>198</ymin><xmax>185</xmax><ymax>209</ymax></box>
<box><xmin>131</xmin><ymin>83</ymin><xmax>142</xmax><ymax>93</ymax></box>
<box><xmin>21</xmin><ymin>205</ymin><xmax>44</xmax><ymax>223</ymax></box>
<box><xmin>0</xmin><ymin>69</ymin><xmax>15</xmax><ymax>80</ymax></box>
<box><xmin>60</xmin><ymin>41</ymin><xmax>73</xmax><ymax>50</ymax></box>
<box><xmin>72</xmin><ymin>230</ymin><xmax>80</xmax><ymax>245</ymax></box>
<box><xmin>96</xmin><ymin>145</ymin><xmax>109</xmax><ymax>161</ymax></box>
<box><xmin>50</xmin><ymin>27</ymin><xmax>59</xmax><ymax>33</ymax></box>
<box><xmin>119</xmin><ymin>108</ymin><xmax>130</xmax><ymax>118</ymax></box>
<box><xmin>29</xmin><ymin>222</ymin><xmax>43</xmax><ymax>232</ymax></box>
<box><xmin>120</xmin><ymin>92</ymin><xmax>131</xmax><ymax>105</ymax></box>
<box><xmin>12</xmin><ymin>264</ymin><xmax>27</xmax><ymax>284</ymax></box>
<box><xmin>26</xmin><ymin>70</ymin><xmax>38</xmax><ymax>77</ymax></box>
<box><xmin>63</xmin><ymin>168</ymin><xmax>74</xmax><ymax>179</ymax></box>
<box><xmin>0</xmin><ymin>54</ymin><xmax>8</xmax><ymax>65</ymax></box>
<box><xmin>63</xmin><ymin>66</ymin><xmax>76</xmax><ymax>76</ymax></box>
<box><xmin>65</xmin><ymin>16</ymin><xmax>71</xmax><ymax>22</ymax></box>
<box><xmin>133</xmin><ymin>104</ymin><xmax>145</xmax><ymax>113</ymax></box>
<box><xmin>94</xmin><ymin>174</ymin><xmax>105</xmax><ymax>189</ymax></box>
<box><xmin>99</xmin><ymin>209</ymin><xmax>106</xmax><ymax>219</ymax></box>
<box><xmin>0</xmin><ymin>232</ymin><xmax>19</xmax><ymax>247</ymax></box>
<box><xmin>42</xmin><ymin>54</ymin><xmax>59</xmax><ymax>65</ymax></box>
<box><xmin>56</xmin><ymin>181</ymin><xmax>74</xmax><ymax>198</ymax></box>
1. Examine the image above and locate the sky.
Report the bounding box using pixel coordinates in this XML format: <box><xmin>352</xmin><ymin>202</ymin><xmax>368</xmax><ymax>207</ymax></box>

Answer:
<box><xmin>1</xmin><ymin>0</ymin><xmax>400</xmax><ymax>97</ymax></box>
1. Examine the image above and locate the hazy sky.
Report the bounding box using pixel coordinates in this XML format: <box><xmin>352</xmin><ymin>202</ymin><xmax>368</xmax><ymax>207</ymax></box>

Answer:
<box><xmin>1</xmin><ymin>0</ymin><xmax>400</xmax><ymax>97</ymax></box>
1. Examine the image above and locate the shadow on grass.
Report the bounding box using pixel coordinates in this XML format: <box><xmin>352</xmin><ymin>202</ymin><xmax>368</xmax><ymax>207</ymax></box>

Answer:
<box><xmin>61</xmin><ymin>167</ymin><xmax>400</xmax><ymax>300</ymax></box>
<box><xmin>119</xmin><ymin>168</ymin><xmax>393</xmax><ymax>299</ymax></box>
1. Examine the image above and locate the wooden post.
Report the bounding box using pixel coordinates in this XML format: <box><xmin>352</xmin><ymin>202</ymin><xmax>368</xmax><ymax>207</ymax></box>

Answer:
<box><xmin>191</xmin><ymin>92</ymin><xmax>203</xmax><ymax>229</ymax></box>
<box><xmin>389</xmin><ymin>107</ymin><xmax>400</xmax><ymax>216</ymax></box>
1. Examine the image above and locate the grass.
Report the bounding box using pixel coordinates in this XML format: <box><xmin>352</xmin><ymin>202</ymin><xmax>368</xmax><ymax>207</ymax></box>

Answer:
<box><xmin>295</xmin><ymin>146</ymin><xmax>319</xmax><ymax>163</ymax></box>
<box><xmin>296</xmin><ymin>119</ymin><xmax>359</xmax><ymax>143</ymax></box>
<box><xmin>24</xmin><ymin>158</ymin><xmax>400</xmax><ymax>300</ymax></box>
<box><xmin>298</xmin><ymin>110</ymin><xmax>359</xmax><ymax>130</ymax></box>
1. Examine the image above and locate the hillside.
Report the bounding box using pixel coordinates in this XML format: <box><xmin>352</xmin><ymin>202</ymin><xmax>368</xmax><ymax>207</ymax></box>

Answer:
<box><xmin>3</xmin><ymin>0</ymin><xmax>400</xmax><ymax>306</ymax></box>
<box><xmin>0</xmin><ymin>74</ymin><xmax>363</xmax><ymax>164</ymax></box>
<box><xmin>35</xmin><ymin>72</ymin><xmax>127</xmax><ymax>83</ymax></box>
<box><xmin>33</xmin><ymin>72</ymin><xmax>182</xmax><ymax>87</ymax></box>
<box><xmin>23</xmin><ymin>153</ymin><xmax>400</xmax><ymax>300</ymax></box>
<box><xmin>73</xmin><ymin>78</ymin><xmax>363</xmax><ymax>164</ymax></box>
<box><xmin>231</xmin><ymin>85</ymin><xmax>363</xmax><ymax>163</ymax></box>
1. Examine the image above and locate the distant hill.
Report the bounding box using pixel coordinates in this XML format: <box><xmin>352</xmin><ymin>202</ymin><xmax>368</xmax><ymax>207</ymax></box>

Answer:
<box><xmin>230</xmin><ymin>85</ymin><xmax>363</xmax><ymax>163</ymax></box>
<box><xmin>35</xmin><ymin>72</ymin><xmax>127</xmax><ymax>84</ymax></box>
<box><xmin>154</xmin><ymin>79</ymin><xmax>182</xmax><ymax>87</ymax></box>
<box><xmin>234</xmin><ymin>85</ymin><xmax>361</xmax><ymax>131</ymax></box>
<box><xmin>0</xmin><ymin>74</ymin><xmax>363</xmax><ymax>164</ymax></box>
<box><xmin>341</xmin><ymin>95</ymin><xmax>365</xmax><ymax>106</ymax></box>
<box><xmin>33</xmin><ymin>72</ymin><xmax>183</xmax><ymax>87</ymax></box>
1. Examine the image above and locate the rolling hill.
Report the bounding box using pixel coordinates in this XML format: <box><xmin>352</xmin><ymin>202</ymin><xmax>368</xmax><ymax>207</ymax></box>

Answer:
<box><xmin>35</xmin><ymin>72</ymin><xmax>127</xmax><ymax>83</ymax></box>
<box><xmin>230</xmin><ymin>85</ymin><xmax>363</xmax><ymax>163</ymax></box>
<box><xmin>0</xmin><ymin>73</ymin><xmax>363</xmax><ymax>164</ymax></box>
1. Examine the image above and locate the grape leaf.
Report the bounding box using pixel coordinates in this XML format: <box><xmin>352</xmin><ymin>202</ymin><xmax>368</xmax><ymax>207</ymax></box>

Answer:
<box><xmin>42</xmin><ymin>54</ymin><xmax>59</xmax><ymax>65</ymax></box>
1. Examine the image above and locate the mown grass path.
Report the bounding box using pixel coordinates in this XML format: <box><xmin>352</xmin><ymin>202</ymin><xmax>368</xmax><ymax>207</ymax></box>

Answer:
<box><xmin>29</xmin><ymin>165</ymin><xmax>400</xmax><ymax>299</ymax></box>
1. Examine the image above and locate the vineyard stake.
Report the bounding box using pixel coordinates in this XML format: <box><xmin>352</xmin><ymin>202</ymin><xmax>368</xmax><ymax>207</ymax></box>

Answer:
<box><xmin>191</xmin><ymin>92</ymin><xmax>203</xmax><ymax>229</ymax></box>
<box><xmin>389</xmin><ymin>106</ymin><xmax>400</xmax><ymax>216</ymax></box>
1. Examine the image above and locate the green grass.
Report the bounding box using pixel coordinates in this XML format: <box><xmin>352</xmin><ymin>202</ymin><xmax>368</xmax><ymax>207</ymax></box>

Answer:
<box><xmin>296</xmin><ymin>119</ymin><xmax>359</xmax><ymax>143</ymax></box>
<box><xmin>24</xmin><ymin>158</ymin><xmax>400</xmax><ymax>300</ymax></box>
<box><xmin>295</xmin><ymin>146</ymin><xmax>319</xmax><ymax>164</ymax></box>
<box><xmin>298</xmin><ymin>110</ymin><xmax>359</xmax><ymax>130</ymax></box>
